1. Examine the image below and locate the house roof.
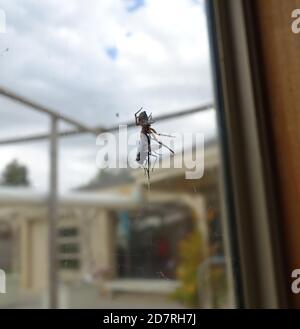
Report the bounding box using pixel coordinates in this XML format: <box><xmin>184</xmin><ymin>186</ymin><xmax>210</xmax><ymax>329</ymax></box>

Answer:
<box><xmin>77</xmin><ymin>169</ymin><xmax>134</xmax><ymax>191</ymax></box>
<box><xmin>78</xmin><ymin>137</ymin><xmax>218</xmax><ymax>191</ymax></box>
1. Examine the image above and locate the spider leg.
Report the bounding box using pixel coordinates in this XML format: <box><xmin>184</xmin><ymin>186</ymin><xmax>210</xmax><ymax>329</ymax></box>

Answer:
<box><xmin>150</xmin><ymin>131</ymin><xmax>175</xmax><ymax>153</ymax></box>
<box><xmin>143</xmin><ymin>166</ymin><xmax>147</xmax><ymax>177</ymax></box>
<box><xmin>159</xmin><ymin>141</ymin><xmax>174</xmax><ymax>154</ymax></box>
<box><xmin>147</xmin><ymin>152</ymin><xmax>151</xmax><ymax>188</ymax></box>
<box><xmin>158</xmin><ymin>133</ymin><xmax>175</xmax><ymax>138</ymax></box>
<box><xmin>142</xmin><ymin>162</ymin><xmax>148</xmax><ymax>177</ymax></box>
<box><xmin>134</xmin><ymin>107</ymin><xmax>143</xmax><ymax>125</ymax></box>
<box><xmin>134</xmin><ymin>107</ymin><xmax>143</xmax><ymax>116</ymax></box>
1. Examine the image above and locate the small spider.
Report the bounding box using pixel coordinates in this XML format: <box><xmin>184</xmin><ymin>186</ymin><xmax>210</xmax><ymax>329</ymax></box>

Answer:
<box><xmin>134</xmin><ymin>107</ymin><xmax>174</xmax><ymax>186</ymax></box>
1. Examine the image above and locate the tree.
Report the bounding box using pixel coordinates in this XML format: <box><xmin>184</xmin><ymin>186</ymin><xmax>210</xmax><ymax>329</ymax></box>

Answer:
<box><xmin>172</xmin><ymin>229</ymin><xmax>228</xmax><ymax>308</ymax></box>
<box><xmin>78</xmin><ymin>168</ymin><xmax>133</xmax><ymax>191</ymax></box>
<box><xmin>1</xmin><ymin>159</ymin><xmax>30</xmax><ymax>186</ymax></box>
<box><xmin>172</xmin><ymin>230</ymin><xmax>205</xmax><ymax>307</ymax></box>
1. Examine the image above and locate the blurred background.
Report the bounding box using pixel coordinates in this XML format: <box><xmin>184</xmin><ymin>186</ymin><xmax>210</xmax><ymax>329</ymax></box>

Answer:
<box><xmin>0</xmin><ymin>0</ymin><xmax>234</xmax><ymax>308</ymax></box>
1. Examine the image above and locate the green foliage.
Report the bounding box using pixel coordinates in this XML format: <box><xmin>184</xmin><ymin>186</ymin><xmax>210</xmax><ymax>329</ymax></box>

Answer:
<box><xmin>210</xmin><ymin>266</ymin><xmax>228</xmax><ymax>308</ymax></box>
<box><xmin>171</xmin><ymin>230</ymin><xmax>205</xmax><ymax>308</ymax></box>
<box><xmin>172</xmin><ymin>230</ymin><xmax>229</xmax><ymax>308</ymax></box>
<box><xmin>1</xmin><ymin>159</ymin><xmax>30</xmax><ymax>186</ymax></box>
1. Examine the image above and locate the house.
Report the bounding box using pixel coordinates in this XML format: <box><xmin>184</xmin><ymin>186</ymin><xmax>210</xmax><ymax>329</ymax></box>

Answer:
<box><xmin>0</xmin><ymin>140</ymin><xmax>230</xmax><ymax>305</ymax></box>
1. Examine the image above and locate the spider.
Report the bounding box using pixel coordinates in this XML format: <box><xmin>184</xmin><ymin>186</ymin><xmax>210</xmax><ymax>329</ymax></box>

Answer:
<box><xmin>134</xmin><ymin>107</ymin><xmax>174</xmax><ymax>186</ymax></box>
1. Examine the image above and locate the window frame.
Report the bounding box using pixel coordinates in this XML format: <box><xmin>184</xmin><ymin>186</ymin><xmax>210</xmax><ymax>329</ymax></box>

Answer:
<box><xmin>206</xmin><ymin>0</ymin><xmax>288</xmax><ymax>308</ymax></box>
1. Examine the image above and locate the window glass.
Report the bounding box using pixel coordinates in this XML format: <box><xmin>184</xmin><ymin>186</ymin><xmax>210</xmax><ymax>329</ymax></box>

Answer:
<box><xmin>0</xmin><ymin>0</ymin><xmax>236</xmax><ymax>309</ymax></box>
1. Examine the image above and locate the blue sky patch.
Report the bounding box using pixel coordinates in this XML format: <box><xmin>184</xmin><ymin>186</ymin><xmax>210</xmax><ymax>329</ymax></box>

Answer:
<box><xmin>125</xmin><ymin>0</ymin><xmax>146</xmax><ymax>13</ymax></box>
<box><xmin>105</xmin><ymin>46</ymin><xmax>118</xmax><ymax>60</ymax></box>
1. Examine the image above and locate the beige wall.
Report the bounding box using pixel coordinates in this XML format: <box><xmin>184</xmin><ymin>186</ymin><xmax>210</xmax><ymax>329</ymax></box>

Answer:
<box><xmin>20</xmin><ymin>217</ymin><xmax>48</xmax><ymax>294</ymax></box>
<box><xmin>18</xmin><ymin>208</ymin><xmax>116</xmax><ymax>294</ymax></box>
<box><xmin>89</xmin><ymin>210</ymin><xmax>116</xmax><ymax>278</ymax></box>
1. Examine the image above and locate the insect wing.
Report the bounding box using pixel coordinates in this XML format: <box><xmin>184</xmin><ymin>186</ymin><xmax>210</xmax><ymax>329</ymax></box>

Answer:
<box><xmin>136</xmin><ymin>133</ymin><xmax>149</xmax><ymax>165</ymax></box>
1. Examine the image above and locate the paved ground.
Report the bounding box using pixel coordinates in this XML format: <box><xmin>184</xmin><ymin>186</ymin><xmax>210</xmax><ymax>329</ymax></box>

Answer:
<box><xmin>0</xmin><ymin>276</ymin><xmax>185</xmax><ymax>309</ymax></box>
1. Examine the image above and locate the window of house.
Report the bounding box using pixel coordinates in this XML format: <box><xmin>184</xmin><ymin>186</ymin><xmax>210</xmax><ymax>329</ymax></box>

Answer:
<box><xmin>0</xmin><ymin>0</ymin><xmax>243</xmax><ymax>309</ymax></box>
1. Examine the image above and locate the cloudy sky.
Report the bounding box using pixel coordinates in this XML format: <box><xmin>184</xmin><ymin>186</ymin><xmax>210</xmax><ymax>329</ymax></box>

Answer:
<box><xmin>0</xmin><ymin>0</ymin><xmax>216</xmax><ymax>192</ymax></box>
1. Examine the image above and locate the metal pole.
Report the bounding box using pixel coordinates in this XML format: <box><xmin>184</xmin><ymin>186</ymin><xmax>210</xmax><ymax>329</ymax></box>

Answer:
<box><xmin>48</xmin><ymin>116</ymin><xmax>58</xmax><ymax>308</ymax></box>
<box><xmin>0</xmin><ymin>104</ymin><xmax>214</xmax><ymax>145</ymax></box>
<box><xmin>0</xmin><ymin>87</ymin><xmax>96</xmax><ymax>133</ymax></box>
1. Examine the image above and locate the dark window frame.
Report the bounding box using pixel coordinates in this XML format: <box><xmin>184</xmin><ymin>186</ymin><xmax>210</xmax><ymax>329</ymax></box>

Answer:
<box><xmin>205</xmin><ymin>0</ymin><xmax>287</xmax><ymax>308</ymax></box>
